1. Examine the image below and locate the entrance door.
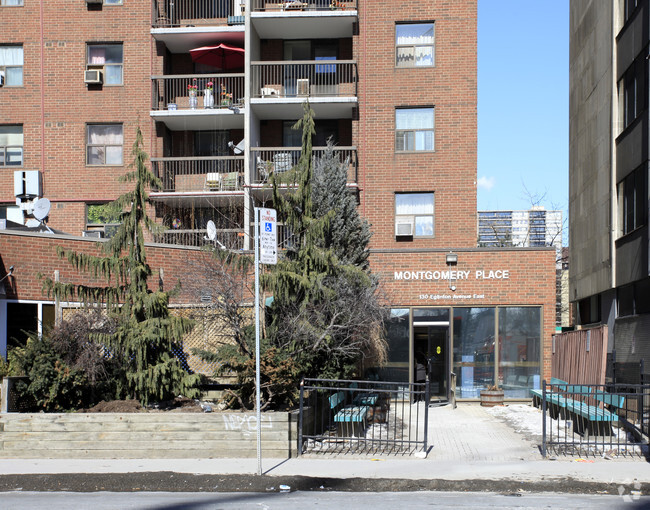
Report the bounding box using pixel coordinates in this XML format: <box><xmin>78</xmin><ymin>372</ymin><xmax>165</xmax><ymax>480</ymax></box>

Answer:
<box><xmin>414</xmin><ymin>325</ymin><xmax>449</xmax><ymax>398</ymax></box>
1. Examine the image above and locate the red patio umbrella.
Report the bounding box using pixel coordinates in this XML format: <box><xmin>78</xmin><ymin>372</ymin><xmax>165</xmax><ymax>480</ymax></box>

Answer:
<box><xmin>189</xmin><ymin>43</ymin><xmax>245</xmax><ymax>70</ymax></box>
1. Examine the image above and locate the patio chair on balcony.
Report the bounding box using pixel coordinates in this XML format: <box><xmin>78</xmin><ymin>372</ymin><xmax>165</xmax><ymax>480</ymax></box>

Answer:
<box><xmin>257</xmin><ymin>157</ymin><xmax>272</xmax><ymax>182</ymax></box>
<box><xmin>206</xmin><ymin>172</ymin><xmax>221</xmax><ymax>190</ymax></box>
<box><xmin>221</xmin><ymin>171</ymin><xmax>240</xmax><ymax>190</ymax></box>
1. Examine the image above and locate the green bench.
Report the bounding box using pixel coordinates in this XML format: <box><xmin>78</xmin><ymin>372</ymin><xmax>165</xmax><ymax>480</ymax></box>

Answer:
<box><xmin>533</xmin><ymin>379</ymin><xmax>624</xmax><ymax>437</ymax></box>
<box><xmin>330</xmin><ymin>390</ymin><xmax>378</xmax><ymax>437</ymax></box>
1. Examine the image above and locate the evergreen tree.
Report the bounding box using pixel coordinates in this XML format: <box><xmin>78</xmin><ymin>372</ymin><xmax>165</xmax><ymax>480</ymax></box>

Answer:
<box><xmin>312</xmin><ymin>139</ymin><xmax>372</xmax><ymax>268</ymax></box>
<box><xmin>263</xmin><ymin>102</ymin><xmax>387</xmax><ymax>380</ymax></box>
<box><xmin>42</xmin><ymin>128</ymin><xmax>200</xmax><ymax>405</ymax></box>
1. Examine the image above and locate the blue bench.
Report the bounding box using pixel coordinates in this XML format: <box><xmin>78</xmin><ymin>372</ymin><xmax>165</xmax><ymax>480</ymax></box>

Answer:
<box><xmin>330</xmin><ymin>390</ymin><xmax>378</xmax><ymax>437</ymax></box>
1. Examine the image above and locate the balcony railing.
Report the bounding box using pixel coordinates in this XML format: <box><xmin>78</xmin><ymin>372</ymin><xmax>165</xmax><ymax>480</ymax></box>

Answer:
<box><xmin>250</xmin><ymin>146</ymin><xmax>357</xmax><ymax>184</ymax></box>
<box><xmin>251</xmin><ymin>61</ymin><xmax>357</xmax><ymax>98</ymax></box>
<box><xmin>153</xmin><ymin>228</ymin><xmax>245</xmax><ymax>249</ymax></box>
<box><xmin>151</xmin><ymin>156</ymin><xmax>245</xmax><ymax>193</ymax></box>
<box><xmin>251</xmin><ymin>0</ymin><xmax>357</xmax><ymax>11</ymax></box>
<box><xmin>151</xmin><ymin>75</ymin><xmax>245</xmax><ymax>111</ymax></box>
<box><xmin>152</xmin><ymin>0</ymin><xmax>245</xmax><ymax>27</ymax></box>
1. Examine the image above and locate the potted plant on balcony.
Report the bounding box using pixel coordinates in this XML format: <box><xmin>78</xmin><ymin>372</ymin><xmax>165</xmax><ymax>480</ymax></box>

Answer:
<box><xmin>480</xmin><ymin>384</ymin><xmax>504</xmax><ymax>407</ymax></box>
<box><xmin>204</xmin><ymin>81</ymin><xmax>214</xmax><ymax>109</ymax></box>
<box><xmin>188</xmin><ymin>80</ymin><xmax>198</xmax><ymax>110</ymax></box>
<box><xmin>220</xmin><ymin>84</ymin><xmax>233</xmax><ymax>107</ymax></box>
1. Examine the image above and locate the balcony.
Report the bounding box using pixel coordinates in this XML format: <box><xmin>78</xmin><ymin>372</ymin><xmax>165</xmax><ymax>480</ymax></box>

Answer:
<box><xmin>152</xmin><ymin>0</ymin><xmax>245</xmax><ymax>27</ymax></box>
<box><xmin>251</xmin><ymin>0</ymin><xmax>357</xmax><ymax>39</ymax></box>
<box><xmin>151</xmin><ymin>74</ymin><xmax>245</xmax><ymax>130</ymax></box>
<box><xmin>150</xmin><ymin>156</ymin><xmax>245</xmax><ymax>206</ymax></box>
<box><xmin>249</xmin><ymin>146</ymin><xmax>358</xmax><ymax>199</ymax></box>
<box><xmin>250</xmin><ymin>61</ymin><xmax>357</xmax><ymax>119</ymax></box>
<box><xmin>152</xmin><ymin>228</ymin><xmax>245</xmax><ymax>249</ymax></box>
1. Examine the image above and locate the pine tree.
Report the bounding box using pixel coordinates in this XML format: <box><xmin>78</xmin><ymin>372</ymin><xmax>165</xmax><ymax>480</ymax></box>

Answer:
<box><xmin>42</xmin><ymin>128</ymin><xmax>200</xmax><ymax>405</ymax></box>
<box><xmin>263</xmin><ymin>103</ymin><xmax>387</xmax><ymax>380</ymax></box>
<box><xmin>312</xmin><ymin>139</ymin><xmax>372</xmax><ymax>268</ymax></box>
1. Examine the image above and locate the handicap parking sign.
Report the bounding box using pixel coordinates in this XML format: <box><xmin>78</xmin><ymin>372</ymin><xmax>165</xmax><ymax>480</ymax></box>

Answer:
<box><xmin>265</xmin><ymin>222</ymin><xmax>272</xmax><ymax>232</ymax></box>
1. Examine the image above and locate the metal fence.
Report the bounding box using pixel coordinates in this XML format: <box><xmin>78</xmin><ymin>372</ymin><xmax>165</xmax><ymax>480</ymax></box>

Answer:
<box><xmin>250</xmin><ymin>147</ymin><xmax>357</xmax><ymax>184</ymax></box>
<box><xmin>251</xmin><ymin>61</ymin><xmax>357</xmax><ymax>98</ymax></box>
<box><xmin>151</xmin><ymin>75</ymin><xmax>245</xmax><ymax>111</ymax></box>
<box><xmin>539</xmin><ymin>380</ymin><xmax>650</xmax><ymax>459</ymax></box>
<box><xmin>251</xmin><ymin>0</ymin><xmax>358</xmax><ymax>11</ymax></box>
<box><xmin>298</xmin><ymin>378</ymin><xmax>429</xmax><ymax>456</ymax></box>
<box><xmin>153</xmin><ymin>0</ymin><xmax>244</xmax><ymax>26</ymax></box>
<box><xmin>151</xmin><ymin>157</ymin><xmax>245</xmax><ymax>193</ymax></box>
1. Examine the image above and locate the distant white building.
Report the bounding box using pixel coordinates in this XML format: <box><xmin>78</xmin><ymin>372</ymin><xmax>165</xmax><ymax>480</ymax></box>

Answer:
<box><xmin>478</xmin><ymin>207</ymin><xmax>563</xmax><ymax>250</ymax></box>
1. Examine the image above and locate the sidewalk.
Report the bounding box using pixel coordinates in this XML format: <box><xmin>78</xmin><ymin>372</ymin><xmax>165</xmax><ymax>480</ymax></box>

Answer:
<box><xmin>0</xmin><ymin>404</ymin><xmax>647</xmax><ymax>492</ymax></box>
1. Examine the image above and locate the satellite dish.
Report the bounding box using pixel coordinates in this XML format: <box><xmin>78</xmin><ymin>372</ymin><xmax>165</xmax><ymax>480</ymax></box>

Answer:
<box><xmin>204</xmin><ymin>220</ymin><xmax>226</xmax><ymax>250</ymax></box>
<box><xmin>228</xmin><ymin>139</ymin><xmax>245</xmax><ymax>155</ymax></box>
<box><xmin>206</xmin><ymin>220</ymin><xmax>217</xmax><ymax>241</ymax></box>
<box><xmin>33</xmin><ymin>197</ymin><xmax>51</xmax><ymax>221</ymax></box>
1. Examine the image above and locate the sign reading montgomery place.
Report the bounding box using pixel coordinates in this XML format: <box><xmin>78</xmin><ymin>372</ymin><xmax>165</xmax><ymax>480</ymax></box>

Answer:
<box><xmin>393</xmin><ymin>269</ymin><xmax>510</xmax><ymax>281</ymax></box>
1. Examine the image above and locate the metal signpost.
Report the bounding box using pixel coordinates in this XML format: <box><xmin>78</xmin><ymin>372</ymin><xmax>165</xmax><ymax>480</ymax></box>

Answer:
<box><xmin>254</xmin><ymin>207</ymin><xmax>277</xmax><ymax>476</ymax></box>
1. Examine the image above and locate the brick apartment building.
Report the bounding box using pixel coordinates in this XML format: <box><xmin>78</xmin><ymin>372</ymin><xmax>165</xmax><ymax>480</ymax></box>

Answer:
<box><xmin>0</xmin><ymin>0</ymin><xmax>556</xmax><ymax>401</ymax></box>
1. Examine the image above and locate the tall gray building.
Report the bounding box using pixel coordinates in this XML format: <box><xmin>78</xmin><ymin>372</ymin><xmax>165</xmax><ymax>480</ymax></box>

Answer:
<box><xmin>570</xmin><ymin>0</ymin><xmax>650</xmax><ymax>375</ymax></box>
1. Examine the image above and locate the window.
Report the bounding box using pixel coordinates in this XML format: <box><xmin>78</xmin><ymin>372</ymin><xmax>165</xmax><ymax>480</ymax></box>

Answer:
<box><xmin>87</xmin><ymin>43</ymin><xmax>123</xmax><ymax>85</ymax></box>
<box><xmin>617</xmin><ymin>166</ymin><xmax>647</xmax><ymax>236</ymax></box>
<box><xmin>0</xmin><ymin>45</ymin><xmax>23</xmax><ymax>86</ymax></box>
<box><xmin>0</xmin><ymin>0</ymin><xmax>24</xmax><ymax>5</ymax></box>
<box><xmin>104</xmin><ymin>0</ymin><xmax>123</xmax><ymax>4</ymax></box>
<box><xmin>86</xmin><ymin>203</ymin><xmax>121</xmax><ymax>238</ymax></box>
<box><xmin>87</xmin><ymin>124</ymin><xmax>123</xmax><ymax>165</ymax></box>
<box><xmin>396</xmin><ymin>22</ymin><xmax>434</xmax><ymax>67</ymax></box>
<box><xmin>618</xmin><ymin>57</ymin><xmax>647</xmax><ymax>131</ymax></box>
<box><xmin>395</xmin><ymin>192</ymin><xmax>434</xmax><ymax>237</ymax></box>
<box><xmin>396</xmin><ymin>107</ymin><xmax>434</xmax><ymax>151</ymax></box>
<box><xmin>0</xmin><ymin>125</ymin><xmax>23</xmax><ymax>166</ymax></box>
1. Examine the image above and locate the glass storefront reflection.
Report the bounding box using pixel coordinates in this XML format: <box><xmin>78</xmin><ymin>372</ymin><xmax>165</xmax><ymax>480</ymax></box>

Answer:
<box><xmin>498</xmin><ymin>307</ymin><xmax>541</xmax><ymax>398</ymax></box>
<box><xmin>453</xmin><ymin>307</ymin><xmax>495</xmax><ymax>398</ymax></box>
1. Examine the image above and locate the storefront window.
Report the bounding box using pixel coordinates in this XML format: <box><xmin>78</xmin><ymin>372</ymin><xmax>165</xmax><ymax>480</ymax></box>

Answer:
<box><xmin>453</xmin><ymin>307</ymin><xmax>495</xmax><ymax>398</ymax></box>
<box><xmin>498</xmin><ymin>307</ymin><xmax>541</xmax><ymax>398</ymax></box>
<box><xmin>368</xmin><ymin>308</ymin><xmax>410</xmax><ymax>383</ymax></box>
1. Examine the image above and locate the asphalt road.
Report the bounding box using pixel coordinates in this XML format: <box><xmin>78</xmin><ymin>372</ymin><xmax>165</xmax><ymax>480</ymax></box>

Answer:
<box><xmin>2</xmin><ymin>490</ymin><xmax>649</xmax><ymax>510</ymax></box>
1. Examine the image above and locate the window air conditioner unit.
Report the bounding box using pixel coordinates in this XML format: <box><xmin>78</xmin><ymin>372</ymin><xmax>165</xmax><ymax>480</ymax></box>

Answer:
<box><xmin>297</xmin><ymin>78</ymin><xmax>309</xmax><ymax>97</ymax></box>
<box><xmin>86</xmin><ymin>0</ymin><xmax>103</xmax><ymax>4</ymax></box>
<box><xmin>84</xmin><ymin>69</ymin><xmax>103</xmax><ymax>84</ymax></box>
<box><xmin>395</xmin><ymin>216</ymin><xmax>414</xmax><ymax>237</ymax></box>
<box><xmin>82</xmin><ymin>230</ymin><xmax>104</xmax><ymax>238</ymax></box>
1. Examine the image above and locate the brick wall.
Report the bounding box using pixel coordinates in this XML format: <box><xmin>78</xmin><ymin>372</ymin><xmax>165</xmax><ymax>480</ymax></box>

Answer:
<box><xmin>356</xmin><ymin>2</ymin><xmax>478</xmax><ymax>249</ymax></box>
<box><xmin>369</xmin><ymin>247</ymin><xmax>556</xmax><ymax>380</ymax></box>
<box><xmin>0</xmin><ymin>1</ymin><xmax>158</xmax><ymax>236</ymax></box>
<box><xmin>0</xmin><ymin>230</ymin><xmax>252</xmax><ymax>306</ymax></box>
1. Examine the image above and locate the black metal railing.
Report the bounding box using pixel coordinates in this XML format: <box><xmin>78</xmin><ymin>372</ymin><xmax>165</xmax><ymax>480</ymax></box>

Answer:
<box><xmin>151</xmin><ymin>157</ymin><xmax>245</xmax><ymax>193</ymax></box>
<box><xmin>250</xmin><ymin>146</ymin><xmax>357</xmax><ymax>184</ymax></box>
<box><xmin>251</xmin><ymin>0</ymin><xmax>358</xmax><ymax>11</ymax></box>
<box><xmin>151</xmin><ymin>75</ymin><xmax>245</xmax><ymax>111</ymax></box>
<box><xmin>298</xmin><ymin>378</ymin><xmax>429</xmax><ymax>456</ymax></box>
<box><xmin>251</xmin><ymin>61</ymin><xmax>357</xmax><ymax>98</ymax></box>
<box><xmin>538</xmin><ymin>380</ymin><xmax>650</xmax><ymax>459</ymax></box>
<box><xmin>152</xmin><ymin>0</ymin><xmax>245</xmax><ymax>27</ymax></box>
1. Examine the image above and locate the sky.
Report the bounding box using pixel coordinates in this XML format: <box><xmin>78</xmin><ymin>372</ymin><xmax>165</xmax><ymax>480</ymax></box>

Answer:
<box><xmin>477</xmin><ymin>1</ymin><xmax>569</xmax><ymax>217</ymax></box>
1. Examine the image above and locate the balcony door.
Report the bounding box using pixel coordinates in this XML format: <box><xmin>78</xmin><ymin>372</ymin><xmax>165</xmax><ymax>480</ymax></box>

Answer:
<box><xmin>283</xmin><ymin>41</ymin><xmax>338</xmax><ymax>97</ymax></box>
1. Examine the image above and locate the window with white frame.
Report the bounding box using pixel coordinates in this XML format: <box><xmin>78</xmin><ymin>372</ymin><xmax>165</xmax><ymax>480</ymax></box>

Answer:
<box><xmin>395</xmin><ymin>192</ymin><xmax>434</xmax><ymax>237</ymax></box>
<box><xmin>103</xmin><ymin>0</ymin><xmax>123</xmax><ymax>4</ymax></box>
<box><xmin>396</xmin><ymin>107</ymin><xmax>434</xmax><ymax>152</ymax></box>
<box><xmin>0</xmin><ymin>125</ymin><xmax>23</xmax><ymax>166</ymax></box>
<box><xmin>0</xmin><ymin>0</ymin><xmax>24</xmax><ymax>5</ymax></box>
<box><xmin>0</xmin><ymin>45</ymin><xmax>23</xmax><ymax>86</ymax></box>
<box><xmin>87</xmin><ymin>124</ymin><xmax>123</xmax><ymax>165</ymax></box>
<box><xmin>396</xmin><ymin>22</ymin><xmax>434</xmax><ymax>67</ymax></box>
<box><xmin>87</xmin><ymin>43</ymin><xmax>123</xmax><ymax>85</ymax></box>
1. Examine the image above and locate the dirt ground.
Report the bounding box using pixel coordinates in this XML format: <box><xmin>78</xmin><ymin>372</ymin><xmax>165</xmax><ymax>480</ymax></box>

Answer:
<box><xmin>83</xmin><ymin>396</ymin><xmax>204</xmax><ymax>413</ymax></box>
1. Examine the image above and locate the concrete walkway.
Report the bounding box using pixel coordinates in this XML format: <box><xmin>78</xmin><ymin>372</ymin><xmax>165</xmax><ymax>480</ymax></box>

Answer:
<box><xmin>0</xmin><ymin>403</ymin><xmax>648</xmax><ymax>491</ymax></box>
